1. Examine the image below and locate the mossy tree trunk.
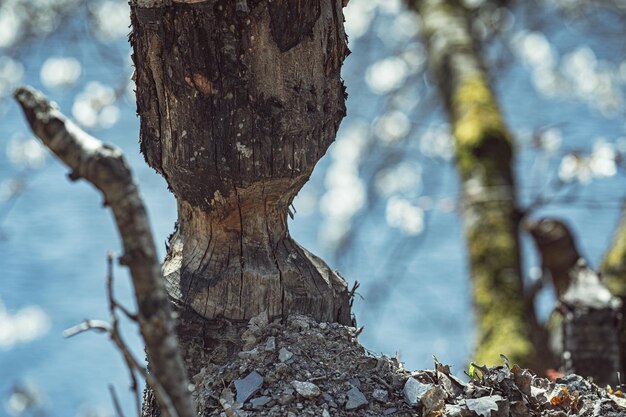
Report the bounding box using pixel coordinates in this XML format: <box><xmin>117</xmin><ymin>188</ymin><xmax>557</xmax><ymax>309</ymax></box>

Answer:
<box><xmin>129</xmin><ymin>0</ymin><xmax>352</xmax><ymax>414</ymax></box>
<box><xmin>410</xmin><ymin>0</ymin><xmax>538</xmax><ymax>368</ymax></box>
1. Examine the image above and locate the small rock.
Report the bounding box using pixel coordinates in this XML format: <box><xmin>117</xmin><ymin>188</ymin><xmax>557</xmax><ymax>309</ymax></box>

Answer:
<box><xmin>234</xmin><ymin>371</ymin><xmax>264</xmax><ymax>403</ymax></box>
<box><xmin>248</xmin><ymin>310</ymin><xmax>269</xmax><ymax>328</ymax></box>
<box><xmin>372</xmin><ymin>388</ymin><xmax>389</xmax><ymax>403</ymax></box>
<box><xmin>322</xmin><ymin>409</ymin><xmax>331</xmax><ymax>417</ymax></box>
<box><xmin>345</xmin><ymin>386</ymin><xmax>368</xmax><ymax>410</ymax></box>
<box><xmin>383</xmin><ymin>407</ymin><xmax>398</xmax><ymax>415</ymax></box>
<box><xmin>403</xmin><ymin>377</ymin><xmax>433</xmax><ymax>407</ymax></box>
<box><xmin>278</xmin><ymin>394</ymin><xmax>295</xmax><ymax>405</ymax></box>
<box><xmin>421</xmin><ymin>386</ymin><xmax>446</xmax><ymax>415</ymax></box>
<box><xmin>348</xmin><ymin>378</ymin><xmax>361</xmax><ymax>388</ymax></box>
<box><xmin>240</xmin><ymin>330</ymin><xmax>258</xmax><ymax>350</ymax></box>
<box><xmin>291</xmin><ymin>380</ymin><xmax>321</xmax><ymax>399</ymax></box>
<box><xmin>279</xmin><ymin>348</ymin><xmax>294</xmax><ymax>362</ymax></box>
<box><xmin>288</xmin><ymin>315</ymin><xmax>311</xmax><ymax>330</ymax></box>
<box><xmin>238</xmin><ymin>348</ymin><xmax>261</xmax><ymax>360</ymax></box>
<box><xmin>264</xmin><ymin>336</ymin><xmax>276</xmax><ymax>351</ymax></box>
<box><xmin>250</xmin><ymin>396</ymin><xmax>271</xmax><ymax>409</ymax></box>
<box><xmin>287</xmin><ymin>412</ymin><xmax>297</xmax><ymax>417</ymax></box>
<box><xmin>319</xmin><ymin>322</ymin><xmax>328</xmax><ymax>330</ymax></box>
<box><xmin>220</xmin><ymin>388</ymin><xmax>244</xmax><ymax>416</ymax></box>
<box><xmin>323</xmin><ymin>392</ymin><xmax>338</xmax><ymax>408</ymax></box>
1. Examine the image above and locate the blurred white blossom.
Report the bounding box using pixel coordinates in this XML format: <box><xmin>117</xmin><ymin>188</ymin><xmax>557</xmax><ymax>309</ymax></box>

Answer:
<box><xmin>589</xmin><ymin>139</ymin><xmax>617</xmax><ymax>177</ymax></box>
<box><xmin>375</xmin><ymin>162</ymin><xmax>421</xmax><ymax>196</ymax></box>
<box><xmin>6</xmin><ymin>136</ymin><xmax>46</xmax><ymax>169</ymax></box>
<box><xmin>374</xmin><ymin>110</ymin><xmax>411</xmax><ymax>144</ymax></box>
<box><xmin>385</xmin><ymin>196</ymin><xmax>424</xmax><ymax>235</ymax></box>
<box><xmin>343</xmin><ymin>0</ymin><xmax>375</xmax><ymax>40</ymax></box>
<box><xmin>0</xmin><ymin>57</ymin><xmax>24</xmax><ymax>97</ymax></box>
<box><xmin>366</xmin><ymin>57</ymin><xmax>409</xmax><ymax>94</ymax></box>
<box><xmin>558</xmin><ymin>139</ymin><xmax>618</xmax><ymax>183</ymax></box>
<box><xmin>374</xmin><ymin>0</ymin><xmax>402</xmax><ymax>15</ymax></box>
<box><xmin>400</xmin><ymin>42</ymin><xmax>426</xmax><ymax>72</ymax></box>
<box><xmin>91</xmin><ymin>0</ymin><xmax>130</xmax><ymax>40</ymax></box>
<box><xmin>0</xmin><ymin>7</ymin><xmax>21</xmax><ymax>48</ymax></box>
<box><xmin>72</xmin><ymin>82</ymin><xmax>120</xmax><ymax>129</ymax></box>
<box><xmin>0</xmin><ymin>302</ymin><xmax>50</xmax><ymax>349</ymax></box>
<box><xmin>390</xmin><ymin>11</ymin><xmax>421</xmax><ymax>42</ymax></box>
<box><xmin>420</xmin><ymin>123</ymin><xmax>454</xmax><ymax>160</ymax></box>
<box><xmin>513</xmin><ymin>31</ymin><xmax>556</xmax><ymax>68</ymax></box>
<box><xmin>40</xmin><ymin>57</ymin><xmax>82</xmax><ymax>88</ymax></box>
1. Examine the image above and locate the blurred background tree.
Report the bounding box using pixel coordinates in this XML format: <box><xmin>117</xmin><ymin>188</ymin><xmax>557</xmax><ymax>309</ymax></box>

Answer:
<box><xmin>2</xmin><ymin>0</ymin><xmax>626</xmax><ymax>415</ymax></box>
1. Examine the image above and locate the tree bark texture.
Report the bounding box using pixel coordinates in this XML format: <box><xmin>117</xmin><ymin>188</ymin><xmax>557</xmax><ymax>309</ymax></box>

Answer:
<box><xmin>411</xmin><ymin>0</ymin><xmax>535</xmax><ymax>367</ymax></box>
<box><xmin>560</xmin><ymin>261</ymin><xmax>622</xmax><ymax>386</ymax></box>
<box><xmin>14</xmin><ymin>87</ymin><xmax>195</xmax><ymax>417</ymax></box>
<box><xmin>527</xmin><ymin>218</ymin><xmax>622</xmax><ymax>385</ymax></box>
<box><xmin>130</xmin><ymin>0</ymin><xmax>352</xmax><ymax>325</ymax></box>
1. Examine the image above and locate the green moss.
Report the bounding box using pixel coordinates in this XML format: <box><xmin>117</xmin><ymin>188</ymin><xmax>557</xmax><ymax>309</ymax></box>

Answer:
<box><xmin>448</xmin><ymin>75</ymin><xmax>531</xmax><ymax>367</ymax></box>
<box><xmin>452</xmin><ymin>75</ymin><xmax>512</xmax><ymax>178</ymax></box>
<box><xmin>465</xmin><ymin>205</ymin><xmax>531</xmax><ymax>367</ymax></box>
<box><xmin>602</xmin><ymin>224</ymin><xmax>626</xmax><ymax>296</ymax></box>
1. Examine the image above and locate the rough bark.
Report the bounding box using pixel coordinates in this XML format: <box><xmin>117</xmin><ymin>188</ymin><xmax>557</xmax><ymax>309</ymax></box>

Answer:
<box><xmin>129</xmin><ymin>0</ymin><xmax>351</xmax><ymax>326</ymax></box>
<box><xmin>525</xmin><ymin>218</ymin><xmax>581</xmax><ymax>299</ymax></box>
<box><xmin>410</xmin><ymin>0</ymin><xmax>536</xmax><ymax>367</ymax></box>
<box><xmin>528</xmin><ymin>218</ymin><xmax>622</xmax><ymax>386</ymax></box>
<box><xmin>13</xmin><ymin>87</ymin><xmax>195</xmax><ymax>417</ymax></box>
<box><xmin>560</xmin><ymin>261</ymin><xmax>622</xmax><ymax>386</ymax></box>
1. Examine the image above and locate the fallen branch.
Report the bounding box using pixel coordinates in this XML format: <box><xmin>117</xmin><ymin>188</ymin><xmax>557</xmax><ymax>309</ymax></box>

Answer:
<box><xmin>14</xmin><ymin>86</ymin><xmax>195</xmax><ymax>417</ymax></box>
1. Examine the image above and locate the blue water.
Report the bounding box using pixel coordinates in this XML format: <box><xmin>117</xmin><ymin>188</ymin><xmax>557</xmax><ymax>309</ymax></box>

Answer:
<box><xmin>2</xmin><ymin>1</ymin><xmax>626</xmax><ymax>416</ymax></box>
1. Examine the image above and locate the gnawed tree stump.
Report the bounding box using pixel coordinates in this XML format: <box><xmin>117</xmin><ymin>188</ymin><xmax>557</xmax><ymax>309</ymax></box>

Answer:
<box><xmin>560</xmin><ymin>260</ymin><xmax>622</xmax><ymax>387</ymax></box>
<box><xmin>130</xmin><ymin>0</ymin><xmax>352</xmax><ymax>325</ymax></box>
<box><xmin>527</xmin><ymin>218</ymin><xmax>622</xmax><ymax>386</ymax></box>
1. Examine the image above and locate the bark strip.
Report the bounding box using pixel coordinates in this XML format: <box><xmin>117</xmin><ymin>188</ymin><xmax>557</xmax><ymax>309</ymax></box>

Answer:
<box><xmin>14</xmin><ymin>86</ymin><xmax>195</xmax><ymax>417</ymax></box>
<box><xmin>410</xmin><ymin>0</ymin><xmax>535</xmax><ymax>366</ymax></box>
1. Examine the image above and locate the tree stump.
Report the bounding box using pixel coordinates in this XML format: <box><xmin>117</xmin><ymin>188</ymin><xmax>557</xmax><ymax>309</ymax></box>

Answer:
<box><xmin>130</xmin><ymin>0</ymin><xmax>352</xmax><ymax>326</ymax></box>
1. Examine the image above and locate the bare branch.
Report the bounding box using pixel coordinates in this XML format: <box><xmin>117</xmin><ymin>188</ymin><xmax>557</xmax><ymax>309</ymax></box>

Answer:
<box><xmin>109</xmin><ymin>385</ymin><xmax>127</xmax><ymax>417</ymax></box>
<box><xmin>14</xmin><ymin>86</ymin><xmax>195</xmax><ymax>417</ymax></box>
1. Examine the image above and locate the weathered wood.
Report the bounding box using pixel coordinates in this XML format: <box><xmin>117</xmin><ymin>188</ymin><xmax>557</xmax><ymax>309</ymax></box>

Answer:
<box><xmin>560</xmin><ymin>260</ymin><xmax>622</xmax><ymax>386</ymax></box>
<box><xmin>410</xmin><ymin>0</ymin><xmax>535</xmax><ymax>367</ymax></box>
<box><xmin>528</xmin><ymin>218</ymin><xmax>622</xmax><ymax>385</ymax></box>
<box><xmin>130</xmin><ymin>0</ymin><xmax>352</xmax><ymax>325</ymax></box>
<box><xmin>525</xmin><ymin>218</ymin><xmax>581</xmax><ymax>299</ymax></box>
<box><xmin>14</xmin><ymin>86</ymin><xmax>195</xmax><ymax>417</ymax></box>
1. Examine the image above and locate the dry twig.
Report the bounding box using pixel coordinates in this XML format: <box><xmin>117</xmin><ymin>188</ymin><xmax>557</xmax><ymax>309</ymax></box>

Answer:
<box><xmin>14</xmin><ymin>86</ymin><xmax>194</xmax><ymax>417</ymax></box>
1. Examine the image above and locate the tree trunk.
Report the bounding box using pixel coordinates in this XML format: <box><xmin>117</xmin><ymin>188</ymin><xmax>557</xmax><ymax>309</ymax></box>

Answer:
<box><xmin>560</xmin><ymin>262</ymin><xmax>622</xmax><ymax>386</ymax></box>
<box><xmin>527</xmin><ymin>218</ymin><xmax>621</xmax><ymax>385</ymax></box>
<box><xmin>129</xmin><ymin>1</ymin><xmax>352</xmax><ymax>414</ymax></box>
<box><xmin>130</xmin><ymin>0</ymin><xmax>351</xmax><ymax>324</ymax></box>
<box><xmin>410</xmin><ymin>0</ymin><xmax>538</xmax><ymax>368</ymax></box>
